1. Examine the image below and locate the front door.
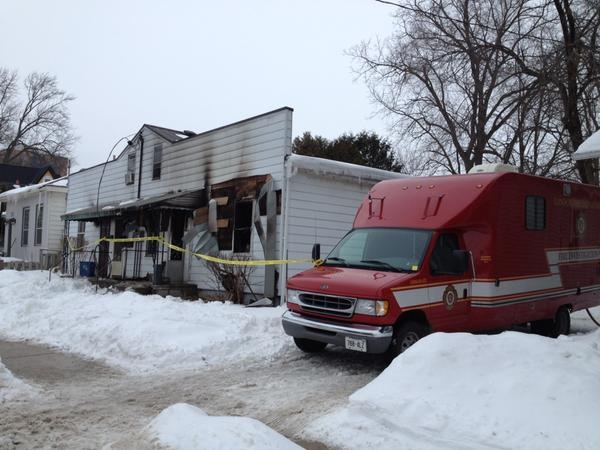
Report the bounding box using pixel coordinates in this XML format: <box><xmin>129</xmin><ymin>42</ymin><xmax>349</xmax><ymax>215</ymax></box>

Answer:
<box><xmin>427</xmin><ymin>233</ymin><xmax>471</xmax><ymax>331</ymax></box>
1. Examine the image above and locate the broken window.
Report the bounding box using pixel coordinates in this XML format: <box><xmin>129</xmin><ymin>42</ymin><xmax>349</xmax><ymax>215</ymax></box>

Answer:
<box><xmin>233</xmin><ymin>200</ymin><xmax>253</xmax><ymax>253</ymax></box>
<box><xmin>152</xmin><ymin>143</ymin><xmax>162</xmax><ymax>180</ymax></box>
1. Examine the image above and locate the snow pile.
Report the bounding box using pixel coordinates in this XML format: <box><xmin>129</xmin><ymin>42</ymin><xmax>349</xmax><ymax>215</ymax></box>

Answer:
<box><xmin>305</xmin><ymin>330</ymin><xmax>600</xmax><ymax>450</ymax></box>
<box><xmin>107</xmin><ymin>403</ymin><xmax>302</xmax><ymax>449</ymax></box>
<box><xmin>0</xmin><ymin>356</ymin><xmax>39</xmax><ymax>403</ymax></box>
<box><xmin>0</xmin><ymin>270</ymin><xmax>292</xmax><ymax>373</ymax></box>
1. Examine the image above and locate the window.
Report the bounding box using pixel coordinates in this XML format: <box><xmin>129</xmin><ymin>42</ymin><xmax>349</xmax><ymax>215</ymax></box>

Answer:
<box><xmin>126</xmin><ymin>153</ymin><xmax>136</xmax><ymax>184</ymax></box>
<box><xmin>21</xmin><ymin>207</ymin><xmax>30</xmax><ymax>246</ymax></box>
<box><xmin>34</xmin><ymin>203</ymin><xmax>44</xmax><ymax>245</ymax></box>
<box><xmin>324</xmin><ymin>228</ymin><xmax>432</xmax><ymax>272</ymax></box>
<box><xmin>429</xmin><ymin>233</ymin><xmax>463</xmax><ymax>275</ymax></box>
<box><xmin>152</xmin><ymin>143</ymin><xmax>162</xmax><ymax>180</ymax></box>
<box><xmin>76</xmin><ymin>221</ymin><xmax>86</xmax><ymax>249</ymax></box>
<box><xmin>526</xmin><ymin>196</ymin><xmax>546</xmax><ymax>230</ymax></box>
<box><xmin>233</xmin><ymin>200</ymin><xmax>253</xmax><ymax>253</ymax></box>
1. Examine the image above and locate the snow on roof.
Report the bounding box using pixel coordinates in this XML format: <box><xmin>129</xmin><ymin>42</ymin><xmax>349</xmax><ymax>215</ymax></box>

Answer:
<box><xmin>0</xmin><ymin>176</ymin><xmax>67</xmax><ymax>200</ymax></box>
<box><xmin>288</xmin><ymin>154</ymin><xmax>407</xmax><ymax>182</ymax></box>
<box><xmin>573</xmin><ymin>129</ymin><xmax>600</xmax><ymax>160</ymax></box>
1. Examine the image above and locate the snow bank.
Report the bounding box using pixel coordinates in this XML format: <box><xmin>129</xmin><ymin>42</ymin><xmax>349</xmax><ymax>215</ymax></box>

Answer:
<box><xmin>0</xmin><ymin>270</ymin><xmax>292</xmax><ymax>374</ymax></box>
<box><xmin>107</xmin><ymin>403</ymin><xmax>302</xmax><ymax>449</ymax></box>
<box><xmin>305</xmin><ymin>330</ymin><xmax>600</xmax><ymax>450</ymax></box>
<box><xmin>0</xmin><ymin>356</ymin><xmax>39</xmax><ymax>403</ymax></box>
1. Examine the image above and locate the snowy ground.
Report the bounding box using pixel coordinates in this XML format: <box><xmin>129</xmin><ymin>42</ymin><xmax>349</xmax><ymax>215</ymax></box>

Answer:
<box><xmin>1</xmin><ymin>270</ymin><xmax>599</xmax><ymax>449</ymax></box>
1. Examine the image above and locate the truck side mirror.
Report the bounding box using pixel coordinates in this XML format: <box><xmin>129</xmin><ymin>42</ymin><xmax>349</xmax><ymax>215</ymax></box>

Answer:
<box><xmin>452</xmin><ymin>250</ymin><xmax>469</xmax><ymax>273</ymax></box>
<box><xmin>311</xmin><ymin>243</ymin><xmax>321</xmax><ymax>261</ymax></box>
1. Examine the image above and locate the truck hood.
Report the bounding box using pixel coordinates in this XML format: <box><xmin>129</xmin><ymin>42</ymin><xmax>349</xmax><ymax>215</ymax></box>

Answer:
<box><xmin>287</xmin><ymin>265</ymin><xmax>414</xmax><ymax>299</ymax></box>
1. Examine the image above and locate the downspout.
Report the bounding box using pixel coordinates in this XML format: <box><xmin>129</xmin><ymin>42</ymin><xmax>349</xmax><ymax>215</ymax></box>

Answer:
<box><xmin>137</xmin><ymin>134</ymin><xmax>144</xmax><ymax>199</ymax></box>
<box><xmin>280</xmin><ymin>154</ymin><xmax>292</xmax><ymax>304</ymax></box>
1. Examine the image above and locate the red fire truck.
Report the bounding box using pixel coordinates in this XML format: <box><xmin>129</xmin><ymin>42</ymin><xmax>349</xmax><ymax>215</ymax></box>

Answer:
<box><xmin>282</xmin><ymin>165</ymin><xmax>600</xmax><ymax>356</ymax></box>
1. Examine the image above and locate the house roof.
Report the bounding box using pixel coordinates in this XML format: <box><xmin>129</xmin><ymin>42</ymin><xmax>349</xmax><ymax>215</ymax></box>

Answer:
<box><xmin>62</xmin><ymin>188</ymin><xmax>206</xmax><ymax>221</ymax></box>
<box><xmin>144</xmin><ymin>125</ymin><xmax>192</xmax><ymax>143</ymax></box>
<box><xmin>0</xmin><ymin>164</ymin><xmax>59</xmax><ymax>186</ymax></box>
<box><xmin>287</xmin><ymin>154</ymin><xmax>407</xmax><ymax>183</ymax></box>
<box><xmin>0</xmin><ymin>176</ymin><xmax>68</xmax><ymax>201</ymax></box>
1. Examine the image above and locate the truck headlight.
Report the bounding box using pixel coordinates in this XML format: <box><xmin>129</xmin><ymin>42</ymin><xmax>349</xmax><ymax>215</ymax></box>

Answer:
<box><xmin>287</xmin><ymin>289</ymin><xmax>300</xmax><ymax>305</ymax></box>
<box><xmin>355</xmin><ymin>299</ymin><xmax>389</xmax><ymax>316</ymax></box>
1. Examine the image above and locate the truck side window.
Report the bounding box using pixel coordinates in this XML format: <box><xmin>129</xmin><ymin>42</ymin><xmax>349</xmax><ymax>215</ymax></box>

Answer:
<box><xmin>525</xmin><ymin>195</ymin><xmax>546</xmax><ymax>230</ymax></box>
<box><xmin>430</xmin><ymin>233</ymin><xmax>462</xmax><ymax>275</ymax></box>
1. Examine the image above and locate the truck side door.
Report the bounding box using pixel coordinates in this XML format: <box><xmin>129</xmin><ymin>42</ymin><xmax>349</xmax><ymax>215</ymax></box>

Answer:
<box><xmin>427</xmin><ymin>233</ymin><xmax>471</xmax><ymax>331</ymax></box>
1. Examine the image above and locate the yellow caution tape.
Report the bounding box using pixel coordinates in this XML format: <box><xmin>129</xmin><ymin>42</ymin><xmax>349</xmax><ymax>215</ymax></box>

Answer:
<box><xmin>65</xmin><ymin>235</ymin><xmax>316</xmax><ymax>266</ymax></box>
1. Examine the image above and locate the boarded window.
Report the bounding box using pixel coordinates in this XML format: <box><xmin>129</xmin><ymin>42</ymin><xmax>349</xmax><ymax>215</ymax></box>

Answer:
<box><xmin>525</xmin><ymin>196</ymin><xmax>545</xmax><ymax>230</ymax></box>
<box><xmin>152</xmin><ymin>143</ymin><xmax>162</xmax><ymax>180</ymax></box>
<box><xmin>34</xmin><ymin>203</ymin><xmax>44</xmax><ymax>245</ymax></box>
<box><xmin>21</xmin><ymin>207</ymin><xmax>30</xmax><ymax>246</ymax></box>
<box><xmin>233</xmin><ymin>200</ymin><xmax>253</xmax><ymax>253</ymax></box>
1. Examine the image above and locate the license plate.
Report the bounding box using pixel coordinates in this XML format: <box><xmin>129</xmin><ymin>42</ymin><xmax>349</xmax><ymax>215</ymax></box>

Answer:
<box><xmin>345</xmin><ymin>336</ymin><xmax>367</xmax><ymax>352</ymax></box>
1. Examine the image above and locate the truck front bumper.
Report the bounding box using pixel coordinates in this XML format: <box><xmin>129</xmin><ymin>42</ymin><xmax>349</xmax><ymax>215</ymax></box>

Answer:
<box><xmin>281</xmin><ymin>310</ymin><xmax>394</xmax><ymax>354</ymax></box>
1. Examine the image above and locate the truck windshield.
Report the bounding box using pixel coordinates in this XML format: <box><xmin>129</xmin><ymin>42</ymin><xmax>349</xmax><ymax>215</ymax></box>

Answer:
<box><xmin>324</xmin><ymin>228</ymin><xmax>431</xmax><ymax>272</ymax></box>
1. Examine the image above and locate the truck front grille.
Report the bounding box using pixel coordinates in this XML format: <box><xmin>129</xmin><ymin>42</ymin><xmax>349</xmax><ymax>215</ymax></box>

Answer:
<box><xmin>298</xmin><ymin>292</ymin><xmax>356</xmax><ymax>317</ymax></box>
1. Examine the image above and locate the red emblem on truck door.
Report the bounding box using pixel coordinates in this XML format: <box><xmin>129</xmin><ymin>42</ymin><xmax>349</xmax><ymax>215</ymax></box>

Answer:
<box><xmin>443</xmin><ymin>285</ymin><xmax>458</xmax><ymax>310</ymax></box>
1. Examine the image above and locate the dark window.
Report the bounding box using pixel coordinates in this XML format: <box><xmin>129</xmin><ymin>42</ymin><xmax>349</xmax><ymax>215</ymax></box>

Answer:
<box><xmin>233</xmin><ymin>200</ymin><xmax>253</xmax><ymax>253</ymax></box>
<box><xmin>429</xmin><ymin>233</ymin><xmax>462</xmax><ymax>275</ymax></box>
<box><xmin>526</xmin><ymin>196</ymin><xmax>546</xmax><ymax>230</ymax></box>
<box><xmin>152</xmin><ymin>143</ymin><xmax>162</xmax><ymax>180</ymax></box>
<box><xmin>21</xmin><ymin>207</ymin><xmax>30</xmax><ymax>246</ymax></box>
<box><xmin>34</xmin><ymin>203</ymin><xmax>44</xmax><ymax>245</ymax></box>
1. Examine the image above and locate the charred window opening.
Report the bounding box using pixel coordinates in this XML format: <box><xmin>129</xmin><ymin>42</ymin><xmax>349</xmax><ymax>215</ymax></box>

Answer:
<box><xmin>21</xmin><ymin>207</ymin><xmax>30</xmax><ymax>246</ymax></box>
<box><xmin>259</xmin><ymin>189</ymin><xmax>282</xmax><ymax>216</ymax></box>
<box><xmin>170</xmin><ymin>211</ymin><xmax>186</xmax><ymax>261</ymax></box>
<box><xmin>234</xmin><ymin>200</ymin><xmax>253</xmax><ymax>253</ymax></box>
<box><xmin>526</xmin><ymin>196</ymin><xmax>546</xmax><ymax>230</ymax></box>
<box><xmin>211</xmin><ymin>175</ymin><xmax>271</xmax><ymax>253</ymax></box>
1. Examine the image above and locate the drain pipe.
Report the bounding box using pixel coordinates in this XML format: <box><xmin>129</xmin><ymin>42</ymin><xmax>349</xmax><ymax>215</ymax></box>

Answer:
<box><xmin>137</xmin><ymin>134</ymin><xmax>145</xmax><ymax>199</ymax></box>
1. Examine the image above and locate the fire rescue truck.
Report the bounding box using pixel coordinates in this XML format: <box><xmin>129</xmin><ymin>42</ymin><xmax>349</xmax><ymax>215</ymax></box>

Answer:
<box><xmin>282</xmin><ymin>165</ymin><xmax>600</xmax><ymax>356</ymax></box>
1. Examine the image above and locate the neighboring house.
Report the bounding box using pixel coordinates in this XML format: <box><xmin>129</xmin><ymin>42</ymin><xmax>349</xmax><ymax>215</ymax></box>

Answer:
<box><xmin>63</xmin><ymin>107</ymin><xmax>404</xmax><ymax>301</ymax></box>
<box><xmin>0</xmin><ymin>164</ymin><xmax>59</xmax><ymax>193</ymax></box>
<box><xmin>0</xmin><ymin>177</ymin><xmax>67</xmax><ymax>266</ymax></box>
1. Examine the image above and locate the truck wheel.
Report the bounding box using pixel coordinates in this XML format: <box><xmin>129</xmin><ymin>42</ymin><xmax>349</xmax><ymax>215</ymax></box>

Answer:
<box><xmin>389</xmin><ymin>321</ymin><xmax>429</xmax><ymax>357</ymax></box>
<box><xmin>293</xmin><ymin>338</ymin><xmax>327</xmax><ymax>353</ymax></box>
<box><xmin>549</xmin><ymin>306</ymin><xmax>570</xmax><ymax>338</ymax></box>
<box><xmin>531</xmin><ymin>306</ymin><xmax>570</xmax><ymax>338</ymax></box>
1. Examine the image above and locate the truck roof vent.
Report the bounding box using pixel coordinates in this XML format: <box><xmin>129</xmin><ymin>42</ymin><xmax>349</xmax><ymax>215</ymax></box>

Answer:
<box><xmin>468</xmin><ymin>163</ymin><xmax>518</xmax><ymax>174</ymax></box>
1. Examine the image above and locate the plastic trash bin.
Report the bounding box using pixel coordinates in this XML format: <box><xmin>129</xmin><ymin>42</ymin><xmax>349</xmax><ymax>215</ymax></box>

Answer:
<box><xmin>79</xmin><ymin>261</ymin><xmax>96</xmax><ymax>277</ymax></box>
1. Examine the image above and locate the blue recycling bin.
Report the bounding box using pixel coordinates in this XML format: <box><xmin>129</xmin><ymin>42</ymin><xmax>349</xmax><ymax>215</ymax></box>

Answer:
<box><xmin>79</xmin><ymin>261</ymin><xmax>96</xmax><ymax>277</ymax></box>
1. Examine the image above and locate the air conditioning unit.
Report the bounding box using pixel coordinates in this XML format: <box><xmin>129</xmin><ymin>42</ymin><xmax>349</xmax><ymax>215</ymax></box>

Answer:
<box><xmin>125</xmin><ymin>172</ymin><xmax>135</xmax><ymax>184</ymax></box>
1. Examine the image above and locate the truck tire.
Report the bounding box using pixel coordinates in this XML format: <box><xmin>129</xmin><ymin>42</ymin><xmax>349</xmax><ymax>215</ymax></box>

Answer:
<box><xmin>293</xmin><ymin>338</ymin><xmax>327</xmax><ymax>353</ymax></box>
<box><xmin>531</xmin><ymin>306</ymin><xmax>570</xmax><ymax>338</ymax></box>
<box><xmin>549</xmin><ymin>306</ymin><xmax>570</xmax><ymax>338</ymax></box>
<box><xmin>389</xmin><ymin>321</ymin><xmax>429</xmax><ymax>358</ymax></box>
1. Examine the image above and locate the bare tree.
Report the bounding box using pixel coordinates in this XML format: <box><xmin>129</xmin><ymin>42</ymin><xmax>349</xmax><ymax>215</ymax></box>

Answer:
<box><xmin>361</xmin><ymin>0</ymin><xmax>600</xmax><ymax>180</ymax></box>
<box><xmin>0</xmin><ymin>68</ymin><xmax>76</xmax><ymax>166</ymax></box>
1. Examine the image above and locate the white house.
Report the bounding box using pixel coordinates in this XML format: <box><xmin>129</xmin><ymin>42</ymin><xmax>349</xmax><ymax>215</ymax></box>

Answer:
<box><xmin>0</xmin><ymin>177</ymin><xmax>67</xmax><ymax>267</ymax></box>
<box><xmin>63</xmin><ymin>107</ymin><xmax>404</xmax><ymax>301</ymax></box>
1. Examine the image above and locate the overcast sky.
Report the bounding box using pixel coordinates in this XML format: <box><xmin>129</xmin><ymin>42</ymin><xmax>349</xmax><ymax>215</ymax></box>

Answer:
<box><xmin>0</xmin><ymin>1</ymin><xmax>397</xmax><ymax>170</ymax></box>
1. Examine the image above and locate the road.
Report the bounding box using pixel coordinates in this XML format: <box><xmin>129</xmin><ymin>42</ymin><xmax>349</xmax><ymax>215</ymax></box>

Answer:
<box><xmin>0</xmin><ymin>339</ymin><xmax>385</xmax><ymax>449</ymax></box>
